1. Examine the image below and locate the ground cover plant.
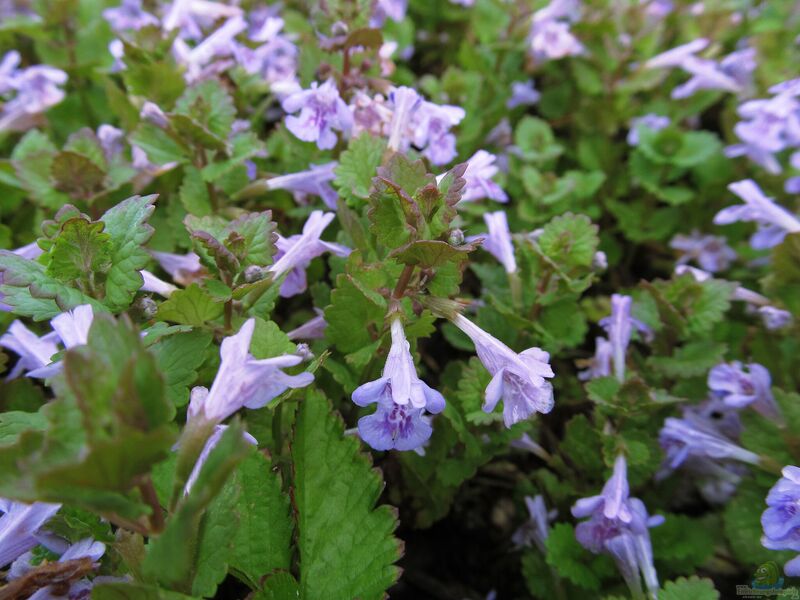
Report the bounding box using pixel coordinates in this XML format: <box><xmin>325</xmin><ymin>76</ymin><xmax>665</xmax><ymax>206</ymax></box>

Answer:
<box><xmin>0</xmin><ymin>0</ymin><xmax>799</xmax><ymax>598</ymax></box>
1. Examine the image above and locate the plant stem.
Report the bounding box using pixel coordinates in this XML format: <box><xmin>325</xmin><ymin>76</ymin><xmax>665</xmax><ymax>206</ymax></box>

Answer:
<box><xmin>392</xmin><ymin>264</ymin><xmax>415</xmax><ymax>299</ymax></box>
<box><xmin>138</xmin><ymin>477</ymin><xmax>164</xmax><ymax>533</ymax></box>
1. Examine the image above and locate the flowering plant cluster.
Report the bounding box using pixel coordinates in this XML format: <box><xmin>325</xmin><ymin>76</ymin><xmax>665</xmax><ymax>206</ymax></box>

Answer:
<box><xmin>0</xmin><ymin>0</ymin><xmax>799</xmax><ymax>598</ymax></box>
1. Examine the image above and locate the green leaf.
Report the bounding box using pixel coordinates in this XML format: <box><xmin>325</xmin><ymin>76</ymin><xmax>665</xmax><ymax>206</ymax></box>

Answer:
<box><xmin>148</xmin><ymin>330</ymin><xmax>213</xmax><ymax>407</ymax></box>
<box><xmin>0</xmin><ymin>410</ymin><xmax>47</xmax><ymax>445</ymax></box>
<box><xmin>226</xmin><ymin>211</ymin><xmax>277</xmax><ymax>268</ymax></box>
<box><xmin>173</xmin><ymin>81</ymin><xmax>236</xmax><ymax>141</ymax></box>
<box><xmin>157</xmin><ymin>284</ymin><xmax>224</xmax><ymax>327</ymax></box>
<box><xmin>93</xmin><ymin>582</ymin><xmax>199</xmax><ymax>600</ymax></box>
<box><xmin>659</xmin><ymin>576</ymin><xmax>719</xmax><ymax>600</ymax></box>
<box><xmin>335</xmin><ymin>134</ymin><xmax>387</xmax><ymax>204</ymax></box>
<box><xmin>11</xmin><ymin>130</ymin><xmax>70</xmax><ymax>209</ymax></box>
<box><xmin>545</xmin><ymin>522</ymin><xmax>614</xmax><ymax>590</ymax></box>
<box><xmin>292</xmin><ymin>390</ymin><xmax>402</xmax><ymax>599</ymax></box>
<box><xmin>514</xmin><ymin>116</ymin><xmax>563</xmax><ymax>164</ymax></box>
<box><xmin>229</xmin><ymin>451</ymin><xmax>293</xmax><ymax>587</ymax></box>
<box><xmin>252</xmin><ymin>572</ymin><xmax>300</xmax><ymax>600</ymax></box>
<box><xmin>179</xmin><ymin>167</ymin><xmax>212</xmax><ymax>217</ymax></box>
<box><xmin>325</xmin><ymin>273</ymin><xmax>386</xmax><ymax>354</ymax></box>
<box><xmin>143</xmin><ymin>422</ymin><xmax>251</xmax><ymax>593</ymax></box>
<box><xmin>390</xmin><ymin>239</ymin><xmax>478</xmax><ymax>268</ymax></box>
<box><xmin>647</xmin><ymin>341</ymin><xmax>728</xmax><ymax>378</ymax></box>
<box><xmin>561</xmin><ymin>414</ymin><xmax>604</xmax><ymax>472</ymax></box>
<box><xmin>651</xmin><ymin>514</ymin><xmax>715</xmax><ymax>574</ymax></box>
<box><xmin>250</xmin><ymin>318</ymin><xmax>296</xmax><ymax>359</ymax></box>
<box><xmin>100</xmin><ymin>195</ymin><xmax>157</xmax><ymax>311</ymax></box>
<box><xmin>46</xmin><ymin>217</ymin><xmax>113</xmax><ymax>285</ymax></box>
<box><xmin>130</xmin><ymin>122</ymin><xmax>189</xmax><ymax>166</ymax></box>
<box><xmin>0</xmin><ymin>250</ymin><xmax>104</xmax><ymax>320</ymax></box>
<box><xmin>537</xmin><ymin>213</ymin><xmax>599</xmax><ymax>269</ymax></box>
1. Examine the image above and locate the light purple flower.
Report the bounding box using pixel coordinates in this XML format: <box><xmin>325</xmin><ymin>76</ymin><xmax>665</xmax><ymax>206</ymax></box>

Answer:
<box><xmin>457</xmin><ymin>151</ymin><xmax>508</xmax><ymax>203</ymax></box>
<box><xmin>708</xmin><ymin>361</ymin><xmax>780</xmax><ymax>420</ymax></box>
<box><xmin>599</xmin><ymin>294</ymin><xmax>651</xmax><ymax>382</ymax></box>
<box><xmin>578</xmin><ymin>336</ymin><xmax>612</xmax><ymax>381</ymax></box>
<box><xmin>758</xmin><ymin>306</ymin><xmax>793</xmax><ymax>330</ymax></box>
<box><xmin>287</xmin><ymin>309</ymin><xmax>326</xmax><ymax>341</ymax></box>
<box><xmin>162</xmin><ymin>0</ymin><xmax>242</xmax><ymax>39</ymax></box>
<box><xmin>26</xmin><ymin>304</ymin><xmax>95</xmax><ymax>379</ymax></box>
<box><xmin>183</xmin><ymin>424</ymin><xmax>257</xmax><ymax>494</ymax></box>
<box><xmin>762</xmin><ymin>466</ymin><xmax>800</xmax><ymax>576</ymax></box>
<box><xmin>281</xmin><ymin>79</ymin><xmax>353</xmax><ymax>150</ymax></box>
<box><xmin>452</xmin><ymin>313</ymin><xmax>554</xmax><ymax>427</ymax></box>
<box><xmin>659</xmin><ymin>415</ymin><xmax>760</xmax><ymax>470</ymax></box>
<box><xmin>572</xmin><ymin>455</ymin><xmax>663</xmax><ymax>599</ymax></box>
<box><xmin>0</xmin><ymin>322</ymin><xmax>59</xmax><ymax>379</ymax></box>
<box><xmin>234</xmin><ymin>19</ymin><xmax>298</xmax><ymax>88</ymax></box>
<box><xmin>264</xmin><ymin>162</ymin><xmax>338</xmax><ymax>209</ymax></box>
<box><xmin>352</xmin><ymin>318</ymin><xmax>445</xmax><ymax>451</ymax></box>
<box><xmin>529</xmin><ymin>19</ymin><xmax>584</xmax><ymax>62</ymax></box>
<box><xmin>0</xmin><ymin>51</ymin><xmax>21</xmax><ymax>95</ymax></box>
<box><xmin>507</xmin><ymin>80</ymin><xmax>540</xmax><ymax>109</ymax></box>
<box><xmin>644</xmin><ymin>38</ymin><xmax>709</xmax><ymax>69</ymax></box>
<box><xmin>713</xmin><ymin>180</ymin><xmax>800</xmax><ymax>250</ymax></box>
<box><xmin>369</xmin><ymin>0</ymin><xmax>407</xmax><ymax>28</ymax></box>
<box><xmin>473</xmin><ymin>211</ymin><xmax>517</xmax><ymax>273</ymax></box>
<box><xmin>0</xmin><ymin>501</ymin><xmax>61</xmax><ymax>568</ymax></box>
<box><xmin>188</xmin><ymin>319</ymin><xmax>313</xmax><ymax>423</ymax></box>
<box><xmin>0</xmin><ymin>63</ymin><xmax>67</xmax><ymax>132</ymax></box>
<box><xmin>627</xmin><ymin>113</ymin><xmax>670</xmax><ymax>146</ymax></box>
<box><xmin>139</xmin><ymin>270</ymin><xmax>178</xmax><ymax>297</ymax></box>
<box><xmin>269</xmin><ymin>211</ymin><xmax>350</xmax><ymax>298</ymax></box>
<box><xmin>150</xmin><ymin>250</ymin><xmax>204</xmax><ymax>286</ymax></box>
<box><xmin>102</xmin><ymin>0</ymin><xmax>158</xmax><ymax>31</ymax></box>
<box><xmin>173</xmin><ymin>16</ymin><xmax>247</xmax><ymax>82</ymax></box>
<box><xmin>669</xmin><ymin>230</ymin><xmax>736</xmax><ymax>272</ymax></box>
<box><xmin>512</xmin><ymin>495</ymin><xmax>556</xmax><ymax>552</ymax></box>
<box><xmin>386</xmin><ymin>86</ymin><xmax>465</xmax><ymax>165</ymax></box>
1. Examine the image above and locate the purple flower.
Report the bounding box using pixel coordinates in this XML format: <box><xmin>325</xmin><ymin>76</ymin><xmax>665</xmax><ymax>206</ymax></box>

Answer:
<box><xmin>184</xmin><ymin>424</ymin><xmax>257</xmax><ymax>494</ymax></box>
<box><xmin>173</xmin><ymin>16</ymin><xmax>247</xmax><ymax>82</ymax></box>
<box><xmin>577</xmin><ymin>336</ymin><xmax>612</xmax><ymax>381</ymax></box>
<box><xmin>188</xmin><ymin>319</ymin><xmax>313</xmax><ymax>423</ymax></box>
<box><xmin>26</xmin><ymin>304</ymin><xmax>95</xmax><ymax>379</ymax></box>
<box><xmin>352</xmin><ymin>318</ymin><xmax>445</xmax><ymax>451</ymax></box>
<box><xmin>281</xmin><ymin>79</ymin><xmax>353</xmax><ymax>150</ymax></box>
<box><xmin>0</xmin><ymin>322</ymin><xmax>59</xmax><ymax>379</ymax></box>
<box><xmin>102</xmin><ymin>0</ymin><xmax>158</xmax><ymax>31</ymax></box>
<box><xmin>139</xmin><ymin>270</ymin><xmax>178</xmax><ymax>297</ymax></box>
<box><xmin>264</xmin><ymin>162</ymin><xmax>338</xmax><ymax>209</ymax></box>
<box><xmin>0</xmin><ymin>501</ymin><xmax>61</xmax><ymax>568</ymax></box>
<box><xmin>507</xmin><ymin>80</ymin><xmax>540</xmax><ymax>109</ymax></box>
<box><xmin>0</xmin><ymin>51</ymin><xmax>20</xmax><ymax>95</ymax></box>
<box><xmin>529</xmin><ymin>19</ymin><xmax>584</xmax><ymax>62</ymax></box>
<box><xmin>386</xmin><ymin>86</ymin><xmax>465</xmax><ymax>165</ymax></box>
<box><xmin>713</xmin><ymin>180</ymin><xmax>800</xmax><ymax>250</ymax></box>
<box><xmin>473</xmin><ymin>211</ymin><xmax>517</xmax><ymax>273</ymax></box>
<box><xmin>369</xmin><ymin>0</ymin><xmax>407</xmax><ymax>27</ymax></box>
<box><xmin>150</xmin><ymin>250</ymin><xmax>204</xmax><ymax>286</ymax></box>
<box><xmin>761</xmin><ymin>466</ymin><xmax>800</xmax><ymax>576</ymax></box>
<box><xmin>758</xmin><ymin>306</ymin><xmax>793</xmax><ymax>330</ymax></box>
<box><xmin>351</xmin><ymin>91</ymin><xmax>393</xmax><ymax>138</ymax></box>
<box><xmin>287</xmin><ymin>309</ymin><xmax>326</xmax><ymax>341</ymax></box>
<box><xmin>457</xmin><ymin>151</ymin><xmax>508</xmax><ymax>203</ymax></box>
<box><xmin>269</xmin><ymin>211</ymin><xmax>351</xmax><ymax>298</ymax></box>
<box><xmin>669</xmin><ymin>230</ymin><xmax>737</xmax><ymax>272</ymax></box>
<box><xmin>0</xmin><ymin>63</ymin><xmax>67</xmax><ymax>132</ymax></box>
<box><xmin>659</xmin><ymin>415</ymin><xmax>760</xmax><ymax>470</ymax></box>
<box><xmin>572</xmin><ymin>455</ymin><xmax>663</xmax><ymax>599</ymax></box>
<box><xmin>645</xmin><ymin>38</ymin><xmax>709</xmax><ymax>69</ymax></box>
<box><xmin>162</xmin><ymin>0</ymin><xmax>242</xmax><ymax>39</ymax></box>
<box><xmin>627</xmin><ymin>114</ymin><xmax>670</xmax><ymax>146</ymax></box>
<box><xmin>512</xmin><ymin>495</ymin><xmax>556</xmax><ymax>552</ymax></box>
<box><xmin>452</xmin><ymin>313</ymin><xmax>554</xmax><ymax>427</ymax></box>
<box><xmin>599</xmin><ymin>294</ymin><xmax>651</xmax><ymax>382</ymax></box>
<box><xmin>708</xmin><ymin>361</ymin><xmax>780</xmax><ymax>420</ymax></box>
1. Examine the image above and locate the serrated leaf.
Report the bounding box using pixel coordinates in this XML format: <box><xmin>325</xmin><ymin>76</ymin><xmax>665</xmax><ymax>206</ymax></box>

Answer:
<box><xmin>538</xmin><ymin>213</ymin><xmax>599</xmax><ymax>269</ymax></box>
<box><xmin>51</xmin><ymin>151</ymin><xmax>107</xmax><ymax>199</ymax></box>
<box><xmin>130</xmin><ymin>122</ymin><xmax>189</xmax><ymax>166</ymax></box>
<box><xmin>11</xmin><ymin>130</ymin><xmax>70</xmax><ymax>209</ymax></box>
<box><xmin>647</xmin><ymin>341</ymin><xmax>728</xmax><ymax>378</ymax></box>
<box><xmin>229</xmin><ymin>451</ymin><xmax>293</xmax><ymax>587</ymax></box>
<box><xmin>156</xmin><ymin>284</ymin><xmax>224</xmax><ymax>327</ymax></box>
<box><xmin>325</xmin><ymin>273</ymin><xmax>385</xmax><ymax>354</ymax></box>
<box><xmin>45</xmin><ymin>217</ymin><xmax>113</xmax><ymax>286</ymax></box>
<box><xmin>335</xmin><ymin>134</ymin><xmax>386</xmax><ymax>203</ymax></box>
<box><xmin>250</xmin><ymin>318</ymin><xmax>296</xmax><ymax>359</ymax></box>
<box><xmin>100</xmin><ymin>195</ymin><xmax>157</xmax><ymax>311</ymax></box>
<box><xmin>292</xmin><ymin>390</ymin><xmax>401</xmax><ymax>599</ymax></box>
<box><xmin>148</xmin><ymin>330</ymin><xmax>213</xmax><ymax>407</ymax></box>
<box><xmin>660</xmin><ymin>576</ymin><xmax>719</xmax><ymax>600</ymax></box>
<box><xmin>544</xmin><ymin>522</ymin><xmax>614</xmax><ymax>590</ymax></box>
<box><xmin>390</xmin><ymin>239</ymin><xmax>477</xmax><ymax>268</ymax></box>
<box><xmin>173</xmin><ymin>81</ymin><xmax>236</xmax><ymax>141</ymax></box>
<box><xmin>180</xmin><ymin>166</ymin><xmax>212</xmax><ymax>217</ymax></box>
